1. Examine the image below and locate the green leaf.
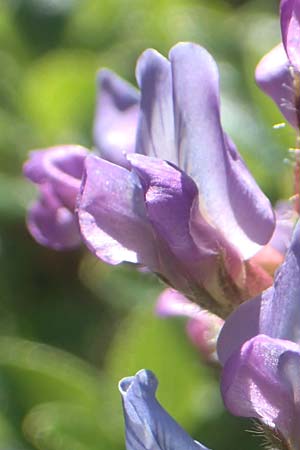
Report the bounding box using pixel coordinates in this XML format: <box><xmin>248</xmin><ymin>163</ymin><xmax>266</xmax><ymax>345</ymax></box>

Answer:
<box><xmin>21</xmin><ymin>50</ymin><xmax>100</xmax><ymax>146</ymax></box>
<box><xmin>23</xmin><ymin>402</ymin><xmax>118</xmax><ymax>450</ymax></box>
<box><xmin>0</xmin><ymin>337</ymin><xmax>106</xmax><ymax>411</ymax></box>
<box><xmin>0</xmin><ymin>411</ymin><xmax>28</xmax><ymax>449</ymax></box>
<box><xmin>0</xmin><ymin>174</ymin><xmax>33</xmax><ymax>220</ymax></box>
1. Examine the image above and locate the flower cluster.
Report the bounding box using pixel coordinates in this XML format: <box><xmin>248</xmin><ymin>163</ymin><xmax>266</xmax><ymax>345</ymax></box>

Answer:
<box><xmin>23</xmin><ymin>0</ymin><xmax>300</xmax><ymax>449</ymax></box>
<box><xmin>24</xmin><ymin>43</ymin><xmax>276</xmax><ymax>317</ymax></box>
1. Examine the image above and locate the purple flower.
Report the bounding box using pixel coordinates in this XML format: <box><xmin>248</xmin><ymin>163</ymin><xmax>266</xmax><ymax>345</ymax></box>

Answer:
<box><xmin>218</xmin><ymin>219</ymin><xmax>300</xmax><ymax>447</ymax></box>
<box><xmin>256</xmin><ymin>0</ymin><xmax>300</xmax><ymax>128</ymax></box>
<box><xmin>156</xmin><ymin>288</ymin><xmax>223</xmax><ymax>363</ymax></box>
<box><xmin>119</xmin><ymin>369</ymin><xmax>210</xmax><ymax>450</ymax></box>
<box><xmin>78</xmin><ymin>42</ymin><xmax>275</xmax><ymax>317</ymax></box>
<box><xmin>23</xmin><ymin>145</ymin><xmax>88</xmax><ymax>250</ymax></box>
<box><xmin>221</xmin><ymin>334</ymin><xmax>300</xmax><ymax>448</ymax></box>
<box><xmin>93</xmin><ymin>69</ymin><xmax>140</xmax><ymax>168</ymax></box>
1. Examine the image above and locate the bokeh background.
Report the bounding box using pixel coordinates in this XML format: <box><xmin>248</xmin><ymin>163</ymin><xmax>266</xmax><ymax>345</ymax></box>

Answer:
<box><xmin>0</xmin><ymin>0</ymin><xmax>293</xmax><ymax>449</ymax></box>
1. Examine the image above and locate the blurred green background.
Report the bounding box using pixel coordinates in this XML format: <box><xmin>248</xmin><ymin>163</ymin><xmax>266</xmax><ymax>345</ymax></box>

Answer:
<box><xmin>0</xmin><ymin>0</ymin><xmax>292</xmax><ymax>449</ymax></box>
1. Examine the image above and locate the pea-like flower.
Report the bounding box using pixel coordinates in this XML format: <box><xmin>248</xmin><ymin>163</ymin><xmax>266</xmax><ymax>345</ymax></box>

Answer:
<box><xmin>218</xmin><ymin>220</ymin><xmax>300</xmax><ymax>449</ymax></box>
<box><xmin>119</xmin><ymin>369</ymin><xmax>210</xmax><ymax>450</ymax></box>
<box><xmin>77</xmin><ymin>42</ymin><xmax>275</xmax><ymax>317</ymax></box>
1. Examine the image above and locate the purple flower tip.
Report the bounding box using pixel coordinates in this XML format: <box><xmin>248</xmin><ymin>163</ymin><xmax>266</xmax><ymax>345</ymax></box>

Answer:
<box><xmin>119</xmin><ymin>369</ymin><xmax>211</xmax><ymax>450</ymax></box>
<box><xmin>24</xmin><ymin>145</ymin><xmax>88</xmax><ymax>250</ymax></box>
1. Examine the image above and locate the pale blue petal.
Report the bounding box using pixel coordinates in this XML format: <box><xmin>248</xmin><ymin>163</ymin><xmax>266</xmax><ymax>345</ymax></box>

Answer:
<box><xmin>119</xmin><ymin>369</ymin><xmax>211</xmax><ymax>450</ymax></box>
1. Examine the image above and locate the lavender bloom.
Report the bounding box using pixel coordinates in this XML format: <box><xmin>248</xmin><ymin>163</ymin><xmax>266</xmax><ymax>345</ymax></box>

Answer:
<box><xmin>221</xmin><ymin>334</ymin><xmax>300</xmax><ymax>448</ymax></box>
<box><xmin>93</xmin><ymin>69</ymin><xmax>140</xmax><ymax>168</ymax></box>
<box><xmin>23</xmin><ymin>145</ymin><xmax>88</xmax><ymax>250</ymax></box>
<box><xmin>256</xmin><ymin>0</ymin><xmax>300</xmax><ymax>128</ymax></box>
<box><xmin>78</xmin><ymin>42</ymin><xmax>275</xmax><ymax>317</ymax></box>
<box><xmin>156</xmin><ymin>288</ymin><xmax>223</xmax><ymax>363</ymax></box>
<box><xmin>119</xmin><ymin>369</ymin><xmax>210</xmax><ymax>450</ymax></box>
<box><xmin>217</xmin><ymin>220</ymin><xmax>300</xmax><ymax>447</ymax></box>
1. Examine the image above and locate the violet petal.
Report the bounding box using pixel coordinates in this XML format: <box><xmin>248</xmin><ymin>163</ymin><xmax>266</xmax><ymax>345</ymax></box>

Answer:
<box><xmin>221</xmin><ymin>335</ymin><xmax>298</xmax><ymax>434</ymax></box>
<box><xmin>259</xmin><ymin>219</ymin><xmax>300</xmax><ymax>342</ymax></box>
<box><xmin>217</xmin><ymin>293</ymin><xmax>266</xmax><ymax>366</ymax></box>
<box><xmin>281</xmin><ymin>0</ymin><xmax>300</xmax><ymax>71</ymax></box>
<box><xmin>255</xmin><ymin>43</ymin><xmax>298</xmax><ymax>128</ymax></box>
<box><xmin>77</xmin><ymin>154</ymin><xmax>158</xmax><ymax>266</ymax></box>
<box><xmin>170</xmin><ymin>42</ymin><xmax>275</xmax><ymax>259</ymax></box>
<box><xmin>27</xmin><ymin>185</ymin><xmax>81</xmax><ymax>250</ymax></box>
<box><xmin>135</xmin><ymin>49</ymin><xmax>176</xmax><ymax>163</ymax></box>
<box><xmin>128</xmin><ymin>153</ymin><xmax>219</xmax><ymax>281</ymax></box>
<box><xmin>24</xmin><ymin>145</ymin><xmax>88</xmax><ymax>250</ymax></box>
<box><xmin>24</xmin><ymin>145</ymin><xmax>87</xmax><ymax>210</ymax></box>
